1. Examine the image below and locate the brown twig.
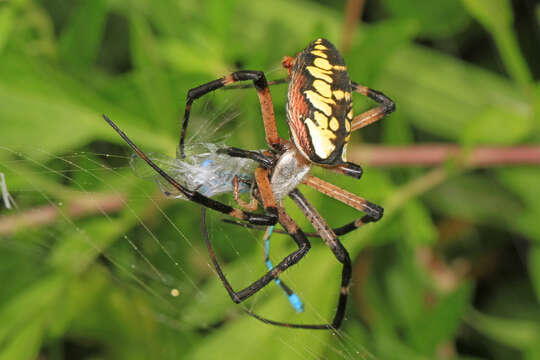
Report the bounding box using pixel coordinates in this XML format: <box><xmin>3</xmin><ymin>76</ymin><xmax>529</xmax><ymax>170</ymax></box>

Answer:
<box><xmin>0</xmin><ymin>193</ymin><xmax>126</xmax><ymax>236</ymax></box>
<box><xmin>1</xmin><ymin>145</ymin><xmax>538</xmax><ymax>236</ymax></box>
<box><xmin>350</xmin><ymin>145</ymin><xmax>540</xmax><ymax>167</ymax></box>
<box><xmin>341</xmin><ymin>0</ymin><xmax>365</xmax><ymax>53</ymax></box>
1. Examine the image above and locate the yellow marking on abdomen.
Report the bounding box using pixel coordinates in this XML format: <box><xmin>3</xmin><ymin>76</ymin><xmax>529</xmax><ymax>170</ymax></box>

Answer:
<box><xmin>333</xmin><ymin>89</ymin><xmax>345</xmax><ymax>100</ymax></box>
<box><xmin>313</xmin><ymin>79</ymin><xmax>332</xmax><ymax>98</ymax></box>
<box><xmin>341</xmin><ymin>144</ymin><xmax>348</xmax><ymax>162</ymax></box>
<box><xmin>329</xmin><ymin>117</ymin><xmax>339</xmax><ymax>131</ymax></box>
<box><xmin>311</xmin><ymin>50</ymin><xmax>327</xmax><ymax>58</ymax></box>
<box><xmin>304</xmin><ymin>90</ymin><xmax>335</xmax><ymax>116</ymax></box>
<box><xmin>306</xmin><ymin>66</ymin><xmax>333</xmax><ymax>83</ymax></box>
<box><xmin>313</xmin><ymin>111</ymin><xmax>329</xmax><ymax>129</ymax></box>
<box><xmin>305</xmin><ymin>118</ymin><xmax>336</xmax><ymax>159</ymax></box>
<box><xmin>314</xmin><ymin>44</ymin><xmax>327</xmax><ymax>50</ymax></box>
<box><xmin>314</xmin><ymin>57</ymin><xmax>332</xmax><ymax>70</ymax></box>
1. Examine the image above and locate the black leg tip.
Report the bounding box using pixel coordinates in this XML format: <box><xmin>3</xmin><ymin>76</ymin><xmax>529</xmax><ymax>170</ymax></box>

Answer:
<box><xmin>385</xmin><ymin>101</ymin><xmax>396</xmax><ymax>114</ymax></box>
<box><xmin>340</xmin><ymin>162</ymin><xmax>363</xmax><ymax>179</ymax></box>
<box><xmin>364</xmin><ymin>202</ymin><xmax>383</xmax><ymax>222</ymax></box>
<box><xmin>333</xmin><ymin>221</ymin><xmax>357</xmax><ymax>236</ymax></box>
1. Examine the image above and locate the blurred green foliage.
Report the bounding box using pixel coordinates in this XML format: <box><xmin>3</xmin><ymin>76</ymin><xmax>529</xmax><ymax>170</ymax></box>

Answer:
<box><xmin>0</xmin><ymin>0</ymin><xmax>539</xmax><ymax>359</ymax></box>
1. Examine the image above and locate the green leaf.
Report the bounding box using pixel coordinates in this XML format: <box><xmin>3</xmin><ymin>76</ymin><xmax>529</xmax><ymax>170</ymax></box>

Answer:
<box><xmin>185</xmin><ymin>246</ymin><xmax>339</xmax><ymax>360</ymax></box>
<box><xmin>461</xmin><ymin>107</ymin><xmax>533</xmax><ymax>145</ymax></box>
<box><xmin>461</xmin><ymin>0</ymin><xmax>512</xmax><ymax>30</ymax></box>
<box><xmin>529</xmin><ymin>245</ymin><xmax>540</xmax><ymax>302</ymax></box>
<box><xmin>525</xmin><ymin>343</ymin><xmax>540</xmax><ymax>360</ymax></box>
<box><xmin>408</xmin><ymin>283</ymin><xmax>472</xmax><ymax>355</ymax></box>
<box><xmin>461</xmin><ymin>0</ymin><xmax>532</xmax><ymax>85</ymax></box>
<box><xmin>159</xmin><ymin>38</ymin><xmax>228</xmax><ymax>76</ymax></box>
<box><xmin>0</xmin><ymin>55</ymin><xmax>175</xmax><ymax>161</ymax></box>
<box><xmin>382</xmin><ymin>0</ymin><xmax>470</xmax><ymax>37</ymax></box>
<box><xmin>496</xmin><ymin>168</ymin><xmax>540</xmax><ymax>243</ymax></box>
<box><xmin>0</xmin><ymin>318</ymin><xmax>44</xmax><ymax>360</ymax></box>
<box><xmin>0</xmin><ymin>4</ymin><xmax>16</xmax><ymax>54</ymax></box>
<box><xmin>385</xmin><ymin>248</ymin><xmax>424</xmax><ymax>327</ymax></box>
<box><xmin>128</xmin><ymin>13</ymin><xmax>177</xmax><ymax>124</ymax></box>
<box><xmin>379</xmin><ymin>45</ymin><xmax>530</xmax><ymax>140</ymax></box>
<box><xmin>0</xmin><ymin>274</ymin><xmax>65</xmax><ymax>344</ymax></box>
<box><xmin>402</xmin><ymin>200</ymin><xmax>437</xmax><ymax>246</ymax></box>
<box><xmin>59</xmin><ymin>0</ymin><xmax>108</xmax><ymax>68</ymax></box>
<box><xmin>347</xmin><ymin>19</ymin><xmax>419</xmax><ymax>85</ymax></box>
<box><xmin>424</xmin><ymin>174</ymin><xmax>523</xmax><ymax>226</ymax></box>
<box><xmin>466</xmin><ymin>309</ymin><xmax>540</xmax><ymax>349</ymax></box>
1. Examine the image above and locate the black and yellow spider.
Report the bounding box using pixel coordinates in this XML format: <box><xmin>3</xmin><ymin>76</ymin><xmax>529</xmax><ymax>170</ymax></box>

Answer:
<box><xmin>104</xmin><ymin>38</ymin><xmax>394</xmax><ymax>330</ymax></box>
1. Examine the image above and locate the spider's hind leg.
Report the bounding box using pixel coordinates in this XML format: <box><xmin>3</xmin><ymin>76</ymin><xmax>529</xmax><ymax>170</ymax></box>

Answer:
<box><xmin>301</xmin><ymin>174</ymin><xmax>384</xmax><ymax>237</ymax></box>
<box><xmin>245</xmin><ymin>189</ymin><xmax>354</xmax><ymax>330</ymax></box>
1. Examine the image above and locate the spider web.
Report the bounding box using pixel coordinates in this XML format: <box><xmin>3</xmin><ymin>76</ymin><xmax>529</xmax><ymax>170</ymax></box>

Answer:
<box><xmin>0</xmin><ymin>105</ymin><xmax>376</xmax><ymax>360</ymax></box>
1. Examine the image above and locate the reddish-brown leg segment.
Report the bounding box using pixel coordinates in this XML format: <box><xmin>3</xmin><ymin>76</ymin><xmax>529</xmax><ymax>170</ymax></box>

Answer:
<box><xmin>350</xmin><ymin>82</ymin><xmax>395</xmax><ymax>132</ymax></box>
<box><xmin>254</xmin><ymin>167</ymin><xmax>278</xmax><ymax>213</ymax></box>
<box><xmin>301</xmin><ymin>174</ymin><xmax>383</xmax><ymax>235</ymax></box>
<box><xmin>232</xmin><ymin>176</ymin><xmax>259</xmax><ymax>211</ymax></box>
<box><xmin>180</xmin><ymin>71</ymin><xmax>282</xmax><ymax>158</ymax></box>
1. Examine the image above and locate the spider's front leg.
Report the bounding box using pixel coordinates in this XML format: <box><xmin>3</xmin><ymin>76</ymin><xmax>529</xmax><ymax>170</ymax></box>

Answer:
<box><xmin>180</xmin><ymin>70</ymin><xmax>283</xmax><ymax>158</ymax></box>
<box><xmin>350</xmin><ymin>82</ymin><xmax>395</xmax><ymax>132</ymax></box>
<box><xmin>103</xmin><ymin>115</ymin><xmax>278</xmax><ymax>226</ymax></box>
<box><xmin>217</xmin><ymin>147</ymin><xmax>275</xmax><ymax>169</ymax></box>
<box><xmin>325</xmin><ymin>83</ymin><xmax>394</xmax><ymax>181</ymax></box>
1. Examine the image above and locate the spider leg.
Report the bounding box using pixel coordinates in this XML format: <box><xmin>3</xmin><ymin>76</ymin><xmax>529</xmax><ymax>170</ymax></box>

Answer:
<box><xmin>232</xmin><ymin>175</ymin><xmax>259</xmax><ymax>211</ymax></box>
<box><xmin>217</xmin><ymin>147</ymin><xmax>275</xmax><ymax>169</ymax></box>
<box><xmin>253</xmin><ymin>167</ymin><xmax>279</xmax><ymax>217</ymax></box>
<box><xmin>180</xmin><ymin>71</ymin><xmax>282</xmax><ymax>158</ymax></box>
<box><xmin>201</xmin><ymin>205</ymin><xmax>311</xmax><ymax>303</ymax></box>
<box><xmin>221</xmin><ymin>217</ymin><xmax>370</xmax><ymax>238</ymax></box>
<box><xmin>103</xmin><ymin>115</ymin><xmax>277</xmax><ymax>226</ymax></box>
<box><xmin>221</xmin><ymin>219</ymin><xmax>322</xmax><ymax>238</ymax></box>
<box><xmin>231</xmin><ymin>166</ymin><xmax>280</xmax><ymax>215</ymax></box>
<box><xmin>245</xmin><ymin>189</ymin><xmax>352</xmax><ymax>330</ymax></box>
<box><xmin>263</xmin><ymin>225</ymin><xmax>304</xmax><ymax>313</ymax></box>
<box><xmin>328</xmin><ymin>162</ymin><xmax>363</xmax><ymax>179</ymax></box>
<box><xmin>301</xmin><ymin>174</ymin><xmax>383</xmax><ymax>237</ymax></box>
<box><xmin>350</xmin><ymin>82</ymin><xmax>395</xmax><ymax>132</ymax></box>
<box><xmin>321</xmin><ymin>83</ymin><xmax>394</xmax><ymax>181</ymax></box>
<box><xmin>230</xmin><ymin>174</ymin><xmax>305</xmax><ymax>312</ymax></box>
<box><xmin>228</xmin><ymin>156</ymin><xmax>305</xmax><ymax>309</ymax></box>
<box><xmin>223</xmin><ymin>78</ymin><xmax>288</xmax><ymax>90</ymax></box>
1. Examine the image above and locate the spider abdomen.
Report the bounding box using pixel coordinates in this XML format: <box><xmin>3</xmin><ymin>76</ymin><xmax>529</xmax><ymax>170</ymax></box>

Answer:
<box><xmin>286</xmin><ymin>38</ymin><xmax>353</xmax><ymax>165</ymax></box>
